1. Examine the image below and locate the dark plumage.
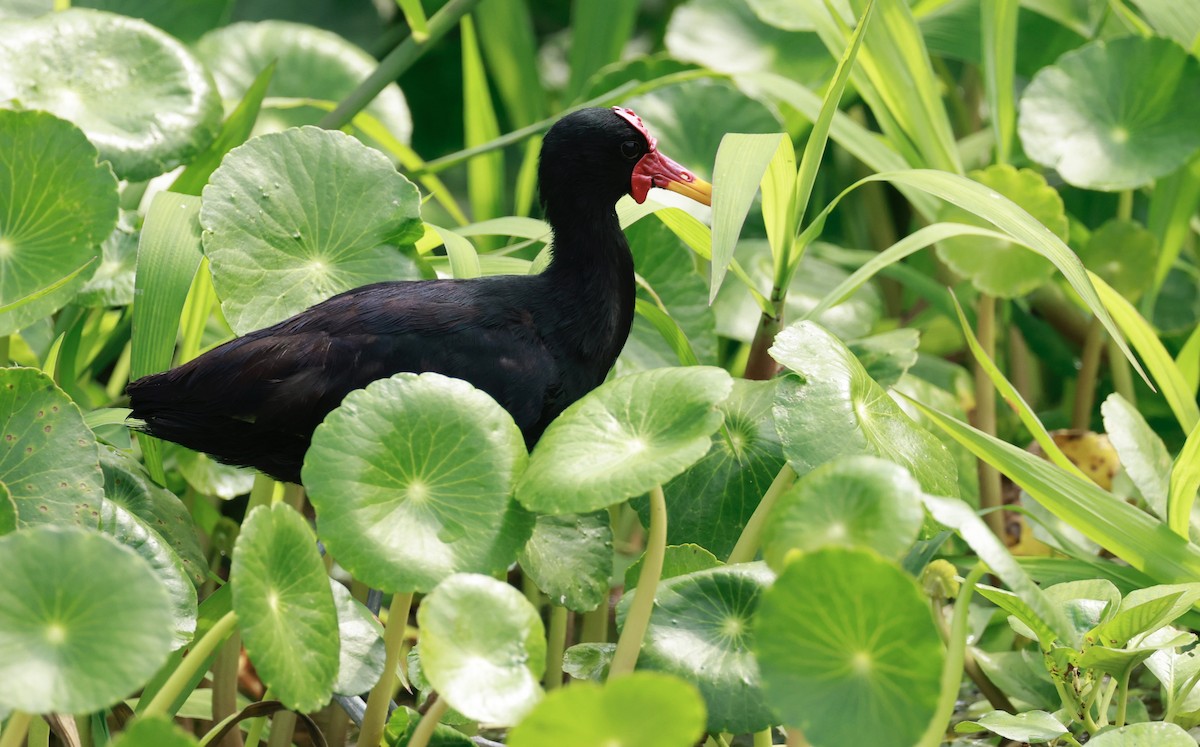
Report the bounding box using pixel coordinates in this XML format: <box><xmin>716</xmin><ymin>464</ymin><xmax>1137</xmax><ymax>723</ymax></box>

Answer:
<box><xmin>127</xmin><ymin>107</ymin><xmax>712</xmax><ymax>483</ymax></box>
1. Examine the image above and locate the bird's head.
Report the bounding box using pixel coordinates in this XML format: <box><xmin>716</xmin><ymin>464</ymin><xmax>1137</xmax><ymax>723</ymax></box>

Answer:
<box><xmin>539</xmin><ymin>106</ymin><xmax>713</xmax><ymax>218</ymax></box>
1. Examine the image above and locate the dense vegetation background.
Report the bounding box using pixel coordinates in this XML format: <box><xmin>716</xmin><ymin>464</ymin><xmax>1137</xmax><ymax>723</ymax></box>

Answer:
<box><xmin>0</xmin><ymin>0</ymin><xmax>1199</xmax><ymax>746</ymax></box>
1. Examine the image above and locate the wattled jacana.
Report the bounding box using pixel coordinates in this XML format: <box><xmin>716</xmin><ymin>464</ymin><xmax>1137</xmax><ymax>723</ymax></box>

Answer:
<box><xmin>127</xmin><ymin>106</ymin><xmax>713</xmax><ymax>484</ymax></box>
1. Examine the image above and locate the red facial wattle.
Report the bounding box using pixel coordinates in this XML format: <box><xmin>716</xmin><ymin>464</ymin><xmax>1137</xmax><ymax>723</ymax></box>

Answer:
<box><xmin>612</xmin><ymin>107</ymin><xmax>713</xmax><ymax>206</ymax></box>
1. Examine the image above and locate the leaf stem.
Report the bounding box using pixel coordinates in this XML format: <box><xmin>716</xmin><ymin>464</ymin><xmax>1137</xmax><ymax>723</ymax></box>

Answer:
<box><xmin>140</xmin><ymin>609</ymin><xmax>239</xmax><ymax>719</ymax></box>
<box><xmin>359</xmin><ymin>592</ymin><xmax>414</xmax><ymax>747</ymax></box>
<box><xmin>1071</xmin><ymin>318</ymin><xmax>1105</xmax><ymax>430</ymax></box>
<box><xmin>727</xmin><ymin>464</ymin><xmax>797</xmax><ymax>564</ymax></box>
<box><xmin>0</xmin><ymin>711</ymin><xmax>32</xmax><ymax>747</ymax></box>
<box><xmin>264</xmin><ymin>708</ymin><xmax>295</xmax><ymax>747</ymax></box>
<box><xmin>972</xmin><ymin>294</ymin><xmax>1005</xmax><ymax>538</ymax></box>
<box><xmin>243</xmin><ymin>689</ymin><xmax>272</xmax><ymax>747</ymax></box>
<box><xmin>1108</xmin><ymin>337</ymin><xmax>1135</xmax><ymax>406</ymax></box>
<box><xmin>212</xmin><ymin>630</ymin><xmax>244</xmax><ymax>747</ymax></box>
<box><xmin>318</xmin><ymin>0</ymin><xmax>481</xmax><ymax>130</ymax></box>
<box><xmin>753</xmin><ymin>728</ymin><xmax>773</xmax><ymax>747</ymax></box>
<box><xmin>407</xmin><ymin>695</ymin><xmax>450</xmax><ymax>747</ymax></box>
<box><xmin>579</xmin><ymin>602</ymin><xmax>609</xmax><ymax>643</ymax></box>
<box><xmin>1114</xmin><ymin>669</ymin><xmax>1132</xmax><ymax>727</ymax></box>
<box><xmin>544</xmin><ymin>605</ymin><xmax>569</xmax><ymax>690</ymax></box>
<box><xmin>609</xmin><ymin>486</ymin><xmax>668</xmax><ymax>679</ymax></box>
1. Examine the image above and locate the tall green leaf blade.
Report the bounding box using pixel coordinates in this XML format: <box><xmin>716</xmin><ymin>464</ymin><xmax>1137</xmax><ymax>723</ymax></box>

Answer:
<box><xmin>1089</xmin><ymin>270</ymin><xmax>1199</xmax><ymax>434</ymax></box>
<box><xmin>710</xmin><ymin>133</ymin><xmax>789</xmax><ymax>303</ymax></box>
<box><xmin>909</xmin><ymin>400</ymin><xmax>1200</xmax><ymax>585</ymax></box>
<box><xmin>396</xmin><ymin>0</ymin><xmax>430</xmax><ymax>39</ymax></box>
<box><xmin>980</xmin><ymin>0</ymin><xmax>1018</xmax><ymax>164</ymax></box>
<box><xmin>633</xmin><ymin>299</ymin><xmax>701</xmax><ymax>367</ymax></box>
<box><xmin>475</xmin><ymin>0</ymin><xmax>544</xmax><ymax>127</ymax></box>
<box><xmin>566</xmin><ymin>0</ymin><xmax>638</xmax><ymax>100</ymax></box>
<box><xmin>461</xmin><ymin>15</ymin><xmax>505</xmax><ymax>222</ymax></box>
<box><xmin>1168</xmin><ymin>422</ymin><xmax>1200</xmax><ymax>540</ymax></box>
<box><xmin>430</xmin><ymin>225</ymin><xmax>482</xmax><ymax>279</ymax></box>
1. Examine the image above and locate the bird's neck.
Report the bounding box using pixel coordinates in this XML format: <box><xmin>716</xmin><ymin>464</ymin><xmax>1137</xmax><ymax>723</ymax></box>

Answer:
<box><xmin>541</xmin><ymin>204</ymin><xmax>636</xmax><ymax>362</ymax></box>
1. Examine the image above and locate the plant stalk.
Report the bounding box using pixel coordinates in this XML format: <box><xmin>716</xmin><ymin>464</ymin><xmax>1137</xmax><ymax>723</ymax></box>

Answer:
<box><xmin>318</xmin><ymin>0</ymin><xmax>481</xmax><ymax>131</ymax></box>
<box><xmin>1115</xmin><ymin>669</ymin><xmax>1132</xmax><ymax>727</ymax></box>
<box><xmin>609</xmin><ymin>487</ymin><xmax>668</xmax><ymax>679</ymax></box>
<box><xmin>141</xmin><ymin>609</ymin><xmax>239</xmax><ymax>719</ymax></box>
<box><xmin>727</xmin><ymin>464</ymin><xmax>797</xmax><ymax>564</ymax></box>
<box><xmin>0</xmin><ymin>711</ymin><xmax>32</xmax><ymax>747</ymax></box>
<box><xmin>264</xmin><ymin>708</ymin><xmax>295</xmax><ymax>747</ymax></box>
<box><xmin>744</xmin><ymin>290</ymin><xmax>786</xmax><ymax>381</ymax></box>
<box><xmin>579</xmin><ymin>602</ymin><xmax>609</xmax><ymax>644</ymax></box>
<box><xmin>544</xmin><ymin>605</ymin><xmax>569</xmax><ymax>690</ymax></box>
<box><xmin>213</xmin><ymin>630</ymin><xmax>244</xmax><ymax>747</ymax></box>
<box><xmin>753</xmin><ymin>729</ymin><xmax>773</xmax><ymax>747</ymax></box>
<box><xmin>359</xmin><ymin>592</ymin><xmax>414</xmax><ymax>747</ymax></box>
<box><xmin>243</xmin><ymin>688</ymin><xmax>273</xmax><ymax>747</ymax></box>
<box><xmin>27</xmin><ymin>716</ymin><xmax>48</xmax><ymax>747</ymax></box>
<box><xmin>407</xmin><ymin>695</ymin><xmax>450</xmax><ymax>747</ymax></box>
<box><xmin>1071</xmin><ymin>318</ymin><xmax>1105</xmax><ymax>430</ymax></box>
<box><xmin>1108</xmin><ymin>337</ymin><xmax>1135</xmax><ymax>406</ymax></box>
<box><xmin>972</xmin><ymin>294</ymin><xmax>1005</xmax><ymax>538</ymax></box>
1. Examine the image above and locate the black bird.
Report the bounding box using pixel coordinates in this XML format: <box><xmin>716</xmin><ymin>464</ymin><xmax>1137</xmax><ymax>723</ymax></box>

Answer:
<box><xmin>127</xmin><ymin>107</ymin><xmax>713</xmax><ymax>484</ymax></box>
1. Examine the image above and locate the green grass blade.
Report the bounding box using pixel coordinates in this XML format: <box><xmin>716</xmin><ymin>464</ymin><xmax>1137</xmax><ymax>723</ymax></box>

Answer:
<box><xmin>396</xmin><ymin>0</ymin><xmax>431</xmax><ymax>41</ymax></box>
<box><xmin>171</xmin><ymin>62</ymin><xmax>275</xmax><ymax>197</ymax></box>
<box><xmin>456</xmin><ymin>216</ymin><xmax>549</xmax><ymax>240</ymax></box>
<box><xmin>1089</xmin><ymin>270</ymin><xmax>1199</xmax><ymax>433</ymax></box>
<box><xmin>948</xmin><ymin>292</ymin><xmax>1090</xmax><ymax>481</ymax></box>
<box><xmin>634</xmin><ymin>298</ymin><xmax>700</xmax><ymax>367</ymax></box>
<box><xmin>131</xmin><ymin>192</ymin><xmax>205</xmax><ymax>482</ymax></box>
<box><xmin>791</xmin><ymin>0</ymin><xmax>875</xmax><ymax>238</ymax></box>
<box><xmin>475</xmin><ymin>0</ymin><xmax>544</xmax><ymax>126</ymax></box>
<box><xmin>908</xmin><ymin>398</ymin><xmax>1200</xmax><ymax>584</ymax></box>
<box><xmin>430</xmin><ymin>225</ymin><xmax>482</xmax><ymax>279</ymax></box>
<box><xmin>566</xmin><ymin>0</ymin><xmax>638</xmax><ymax>100</ymax></box>
<box><xmin>1168</xmin><ymin>421</ymin><xmax>1200</xmax><ymax>538</ymax></box>
<box><xmin>761</xmin><ymin>135</ymin><xmax>797</xmax><ymax>270</ymax></box>
<box><xmin>1147</xmin><ymin>157</ymin><xmax>1200</xmax><ymax>307</ymax></box>
<box><xmin>981</xmin><ymin>0</ymin><xmax>1018</xmax><ymax>164</ymax></box>
<box><xmin>461</xmin><ymin>15</ymin><xmax>505</xmax><ymax>223</ymax></box>
<box><xmin>1176</xmin><ymin>323</ymin><xmax>1200</xmax><ymax>395</ymax></box>
<box><xmin>711</xmin><ymin>133</ymin><xmax>789</xmax><ymax>304</ymax></box>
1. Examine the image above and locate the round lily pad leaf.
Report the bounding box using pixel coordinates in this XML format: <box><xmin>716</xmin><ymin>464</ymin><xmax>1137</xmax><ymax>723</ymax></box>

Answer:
<box><xmin>0</xmin><ymin>367</ymin><xmax>104</xmax><ymax>527</ymax></box>
<box><xmin>754</xmin><ymin>547</ymin><xmax>943</xmax><ymax>745</ymax></box>
<box><xmin>762</xmin><ymin>456</ymin><xmax>925</xmax><ymax>569</ymax></box>
<box><xmin>99</xmin><ymin>500</ymin><xmax>197</xmax><ymax>650</ymax></box>
<box><xmin>1079</xmin><ymin>218</ymin><xmax>1158</xmax><ymax>302</ymax></box>
<box><xmin>100</xmin><ymin>445</ymin><xmax>207</xmax><ymax>586</ymax></box>
<box><xmin>936</xmin><ymin>164</ymin><xmax>1068</xmax><ymax>298</ymax></box>
<box><xmin>0</xmin><ymin>525</ymin><xmax>174</xmax><ymax>713</ymax></box>
<box><xmin>76</xmin><ymin>0</ymin><xmax>232</xmax><ymax>43</ymax></box>
<box><xmin>507</xmin><ymin>671</ymin><xmax>706</xmax><ymax>747</ymax></box>
<box><xmin>621</xmin><ymin>564</ymin><xmax>776</xmax><ymax>733</ymax></box>
<box><xmin>0</xmin><ymin>483</ymin><xmax>15</xmax><ymax>536</ymax></box>
<box><xmin>195</xmin><ymin>21</ymin><xmax>412</xmax><ymax>144</ymax></box>
<box><xmin>230</xmin><ymin>503</ymin><xmax>338</xmax><ymax>712</ymax></box>
<box><xmin>418</xmin><ymin>573</ymin><xmax>545</xmax><ymax>726</ymax></box>
<box><xmin>109</xmin><ymin>714</ymin><xmax>200</xmax><ymax>747</ymax></box>
<box><xmin>516</xmin><ymin>367</ymin><xmax>733</xmax><ymax>514</ymax></box>
<box><xmin>519</xmin><ymin>511</ymin><xmax>613</xmax><ymax>612</ymax></box>
<box><xmin>0</xmin><ymin>9</ymin><xmax>221</xmax><ymax>181</ymax></box>
<box><xmin>624</xmin><ymin>544</ymin><xmax>722</xmax><ymax>592</ymax></box>
<box><xmin>1088</xmin><ymin>721</ymin><xmax>1196</xmax><ymax>746</ymax></box>
<box><xmin>200</xmin><ymin>126</ymin><xmax>423</xmax><ymax>334</ymax></box>
<box><xmin>75</xmin><ymin>211</ymin><xmax>138</xmax><ymax>308</ymax></box>
<box><xmin>385</xmin><ymin>705</ymin><xmax>473</xmax><ymax>747</ymax></box>
<box><xmin>330</xmin><ymin>581</ymin><xmax>385</xmax><ymax>696</ymax></box>
<box><xmin>1018</xmin><ymin>36</ymin><xmax>1200</xmax><ymax>191</ymax></box>
<box><xmin>770</xmin><ymin>321</ymin><xmax>959</xmax><ymax>497</ymax></box>
<box><xmin>0</xmin><ymin>110</ymin><xmax>116</xmax><ymax>336</ymax></box>
<box><xmin>168</xmin><ymin>443</ymin><xmax>256</xmax><ymax>501</ymax></box>
<box><xmin>633</xmin><ymin>379</ymin><xmax>786</xmax><ymax>559</ymax></box>
<box><xmin>306</xmin><ymin>373</ymin><xmax>532</xmax><ymax>594</ymax></box>
<box><xmin>563</xmin><ymin>642</ymin><xmax>615</xmax><ymax>683</ymax></box>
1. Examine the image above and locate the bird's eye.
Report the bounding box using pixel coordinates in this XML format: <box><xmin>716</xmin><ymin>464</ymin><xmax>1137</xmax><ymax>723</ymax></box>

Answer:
<box><xmin>620</xmin><ymin>140</ymin><xmax>642</xmax><ymax>160</ymax></box>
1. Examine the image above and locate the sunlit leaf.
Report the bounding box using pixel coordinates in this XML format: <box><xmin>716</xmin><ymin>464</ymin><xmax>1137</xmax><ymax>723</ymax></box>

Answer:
<box><xmin>1079</xmin><ymin>219</ymin><xmax>1158</xmax><ymax>302</ymax></box>
<box><xmin>109</xmin><ymin>715</ymin><xmax>199</xmax><ymax>747</ymax></box>
<box><xmin>1102</xmin><ymin>394</ymin><xmax>1172</xmax><ymax>520</ymax></box>
<box><xmin>330</xmin><ymin>581</ymin><xmax>385</xmax><ymax>697</ymax></box>
<box><xmin>1087</xmin><ymin>721</ymin><xmax>1196</xmax><ymax>745</ymax></box>
<box><xmin>519</xmin><ymin>511</ymin><xmax>613</xmax><ymax>613</ymax></box>
<box><xmin>956</xmin><ymin>710</ymin><xmax>1066</xmax><ymax>742</ymax></box>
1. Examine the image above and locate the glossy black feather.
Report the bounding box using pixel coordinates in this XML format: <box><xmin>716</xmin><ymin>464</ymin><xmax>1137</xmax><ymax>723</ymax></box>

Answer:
<box><xmin>127</xmin><ymin>108</ymin><xmax>646</xmax><ymax>484</ymax></box>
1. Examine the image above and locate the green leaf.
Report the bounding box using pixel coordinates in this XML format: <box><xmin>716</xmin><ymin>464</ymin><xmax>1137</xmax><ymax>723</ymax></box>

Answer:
<box><xmin>231</xmin><ymin>503</ymin><xmax>338</xmax><ymax>712</ymax></box>
<box><xmin>507</xmin><ymin>671</ymin><xmax>706</xmax><ymax>747</ymax></box>
<box><xmin>956</xmin><ymin>710</ymin><xmax>1066</xmax><ymax>742</ymax></box>
<box><xmin>168</xmin><ymin>444</ymin><xmax>256</xmax><ymax>501</ymax></box>
<box><xmin>622</xmin><ymin>564</ymin><xmax>775</xmax><ymax>733</ymax></box>
<box><xmin>1103</xmin><ymin>393</ymin><xmax>1172</xmax><ymax>520</ymax></box>
<box><xmin>474</xmin><ymin>0</ymin><xmax>544</xmax><ymax>127</ymax></box>
<box><xmin>562</xmin><ymin>643</ymin><xmax>614</xmax><ymax>683</ymax></box>
<box><xmin>1087</xmin><ymin>721</ymin><xmax>1196</xmax><ymax>746</ymax></box>
<box><xmin>763</xmin><ymin>456</ymin><xmax>925</xmax><ymax>567</ymax></box>
<box><xmin>75</xmin><ymin>212</ymin><xmax>138</xmax><ymax>308</ymax></box>
<box><xmin>200</xmin><ymin>126</ymin><xmax>422</xmax><ymax>334</ymax></box>
<box><xmin>710</xmin><ymin>133</ymin><xmax>789</xmax><ymax>303</ymax></box>
<box><xmin>770</xmin><ymin>321</ymin><xmax>959</xmax><ymax>496</ymax></box>
<box><xmin>935</xmin><ymin>165</ymin><xmax>1068</xmax><ymax>298</ymax></box>
<box><xmin>109</xmin><ymin>715</ymin><xmax>199</xmax><ymax>747</ymax></box>
<box><xmin>461</xmin><ymin>14</ymin><xmax>504</xmax><ymax>222</ymax></box>
<box><xmin>633</xmin><ymin>379</ymin><xmax>786</xmax><ymax>559</ymax></box>
<box><xmin>0</xmin><ymin>367</ymin><xmax>104</xmax><ymax>527</ymax></box>
<box><xmin>1079</xmin><ymin>219</ymin><xmax>1158</xmax><ymax>302</ymax></box>
<box><xmin>754</xmin><ymin>547</ymin><xmax>943</xmax><ymax>745</ymax></box>
<box><xmin>386</xmin><ymin>705</ymin><xmax>473</xmax><ymax>747</ymax></box>
<box><xmin>0</xmin><ymin>110</ymin><xmax>116</xmax><ymax>335</ymax></box>
<box><xmin>305</xmin><ymin>373</ymin><xmax>532</xmax><ymax>593</ymax></box>
<box><xmin>418</xmin><ymin>573</ymin><xmax>545</xmax><ymax>725</ymax></box>
<box><xmin>0</xmin><ymin>9</ymin><xmax>221</xmax><ymax>181</ymax></box>
<box><xmin>910</xmin><ymin>400</ymin><xmax>1200</xmax><ymax>586</ymax></box>
<box><xmin>195</xmin><ymin>21</ymin><xmax>412</xmax><ymax>145</ymax></box>
<box><xmin>0</xmin><ymin>525</ymin><xmax>174</xmax><ymax>713</ymax></box>
<box><xmin>1169</xmin><ymin>421</ymin><xmax>1200</xmax><ymax>540</ymax></box>
<box><xmin>0</xmin><ymin>483</ymin><xmax>15</xmax><ymax>536</ymax></box>
<box><xmin>566</xmin><ymin>0</ymin><xmax>638</xmax><ymax>100</ymax></box>
<box><xmin>623</xmin><ymin>544</ymin><xmax>722</xmax><ymax>592</ymax></box>
<box><xmin>1018</xmin><ymin>36</ymin><xmax>1200</xmax><ymax>190</ymax></box>
<box><xmin>519</xmin><ymin>511</ymin><xmax>613</xmax><ymax>613</ymax></box>
<box><xmin>330</xmin><ymin>581</ymin><xmax>385</xmax><ymax>697</ymax></box>
<box><xmin>980</xmin><ymin>0</ymin><xmax>1019</xmax><ymax>163</ymax></box>
<box><xmin>846</xmin><ymin>328</ymin><xmax>919</xmax><ymax>388</ymax></box>
<box><xmin>1093</xmin><ymin>585</ymin><xmax>1200</xmax><ymax>646</ymax></box>
<box><xmin>1089</xmin><ymin>271</ymin><xmax>1199</xmax><ymax>434</ymax></box>
<box><xmin>1128</xmin><ymin>0</ymin><xmax>1200</xmax><ymax>49</ymax></box>
<box><xmin>516</xmin><ymin>367</ymin><xmax>732</xmax><ymax>514</ymax></box>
